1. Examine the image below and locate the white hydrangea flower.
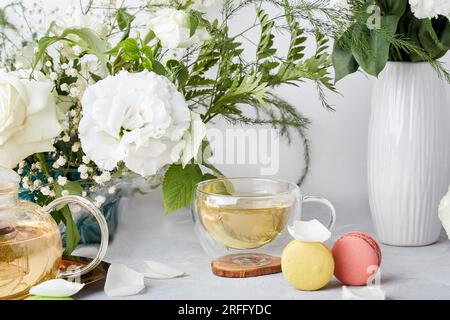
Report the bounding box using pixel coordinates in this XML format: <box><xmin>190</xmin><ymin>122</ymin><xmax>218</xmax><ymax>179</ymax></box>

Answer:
<box><xmin>147</xmin><ymin>8</ymin><xmax>209</xmax><ymax>49</ymax></box>
<box><xmin>79</xmin><ymin>70</ymin><xmax>206</xmax><ymax>176</ymax></box>
<box><xmin>409</xmin><ymin>0</ymin><xmax>450</xmax><ymax>19</ymax></box>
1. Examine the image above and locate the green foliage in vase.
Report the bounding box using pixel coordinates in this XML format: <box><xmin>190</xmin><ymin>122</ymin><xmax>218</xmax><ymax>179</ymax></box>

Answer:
<box><xmin>332</xmin><ymin>0</ymin><xmax>450</xmax><ymax>82</ymax></box>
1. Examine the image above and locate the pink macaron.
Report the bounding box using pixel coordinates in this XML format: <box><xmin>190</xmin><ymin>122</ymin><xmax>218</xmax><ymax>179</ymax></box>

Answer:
<box><xmin>332</xmin><ymin>231</ymin><xmax>382</xmax><ymax>286</ymax></box>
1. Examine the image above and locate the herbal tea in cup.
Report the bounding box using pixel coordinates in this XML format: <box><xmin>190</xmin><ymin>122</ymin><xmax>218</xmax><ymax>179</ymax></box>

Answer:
<box><xmin>192</xmin><ymin>178</ymin><xmax>336</xmax><ymax>272</ymax></box>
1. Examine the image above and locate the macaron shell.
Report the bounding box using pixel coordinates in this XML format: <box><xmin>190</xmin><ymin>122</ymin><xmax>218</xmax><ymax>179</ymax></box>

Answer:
<box><xmin>281</xmin><ymin>240</ymin><xmax>334</xmax><ymax>291</ymax></box>
<box><xmin>332</xmin><ymin>232</ymin><xmax>381</xmax><ymax>286</ymax></box>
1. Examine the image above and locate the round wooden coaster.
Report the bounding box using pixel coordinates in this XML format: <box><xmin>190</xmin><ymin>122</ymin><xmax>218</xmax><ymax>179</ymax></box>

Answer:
<box><xmin>211</xmin><ymin>253</ymin><xmax>281</xmax><ymax>278</ymax></box>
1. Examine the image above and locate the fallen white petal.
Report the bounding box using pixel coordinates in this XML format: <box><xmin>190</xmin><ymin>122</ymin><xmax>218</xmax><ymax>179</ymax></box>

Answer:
<box><xmin>342</xmin><ymin>286</ymin><xmax>386</xmax><ymax>300</ymax></box>
<box><xmin>142</xmin><ymin>261</ymin><xmax>186</xmax><ymax>279</ymax></box>
<box><xmin>104</xmin><ymin>264</ymin><xmax>145</xmax><ymax>297</ymax></box>
<box><xmin>438</xmin><ymin>187</ymin><xmax>450</xmax><ymax>239</ymax></box>
<box><xmin>288</xmin><ymin>219</ymin><xmax>331</xmax><ymax>242</ymax></box>
<box><xmin>29</xmin><ymin>279</ymin><xmax>85</xmax><ymax>297</ymax></box>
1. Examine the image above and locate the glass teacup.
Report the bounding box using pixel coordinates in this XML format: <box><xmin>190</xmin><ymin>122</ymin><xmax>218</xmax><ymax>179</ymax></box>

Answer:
<box><xmin>192</xmin><ymin>178</ymin><xmax>336</xmax><ymax>267</ymax></box>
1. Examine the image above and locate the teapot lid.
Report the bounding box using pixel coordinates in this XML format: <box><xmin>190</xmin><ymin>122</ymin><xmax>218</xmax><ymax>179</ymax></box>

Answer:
<box><xmin>0</xmin><ymin>166</ymin><xmax>19</xmax><ymax>238</ymax></box>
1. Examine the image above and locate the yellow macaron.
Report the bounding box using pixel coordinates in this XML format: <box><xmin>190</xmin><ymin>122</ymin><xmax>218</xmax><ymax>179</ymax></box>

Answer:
<box><xmin>281</xmin><ymin>240</ymin><xmax>334</xmax><ymax>291</ymax></box>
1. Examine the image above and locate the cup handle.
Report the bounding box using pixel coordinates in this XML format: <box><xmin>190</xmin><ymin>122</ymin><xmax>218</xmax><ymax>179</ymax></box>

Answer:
<box><xmin>303</xmin><ymin>196</ymin><xmax>336</xmax><ymax>231</ymax></box>
<box><xmin>43</xmin><ymin>195</ymin><xmax>109</xmax><ymax>278</ymax></box>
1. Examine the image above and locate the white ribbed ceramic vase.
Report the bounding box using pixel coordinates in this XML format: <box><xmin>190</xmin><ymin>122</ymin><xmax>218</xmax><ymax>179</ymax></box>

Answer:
<box><xmin>368</xmin><ymin>62</ymin><xmax>450</xmax><ymax>246</ymax></box>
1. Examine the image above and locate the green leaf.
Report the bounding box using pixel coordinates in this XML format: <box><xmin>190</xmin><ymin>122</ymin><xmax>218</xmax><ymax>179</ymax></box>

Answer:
<box><xmin>109</xmin><ymin>38</ymin><xmax>140</xmax><ymax>61</ymax></box>
<box><xmin>201</xmin><ymin>173</ymin><xmax>217</xmax><ymax>181</ymax></box>
<box><xmin>162</xmin><ymin>164</ymin><xmax>203</xmax><ymax>213</ymax></box>
<box><xmin>152</xmin><ymin>60</ymin><xmax>167</xmax><ymax>76</ymax></box>
<box><xmin>89</xmin><ymin>72</ymin><xmax>103</xmax><ymax>82</ymax></box>
<box><xmin>60</xmin><ymin>205</ymin><xmax>80</xmax><ymax>255</ymax></box>
<box><xmin>143</xmin><ymin>30</ymin><xmax>156</xmax><ymax>44</ymax></box>
<box><xmin>188</xmin><ymin>11</ymin><xmax>200</xmax><ymax>37</ymax></box>
<box><xmin>417</xmin><ymin>19</ymin><xmax>447</xmax><ymax>59</ymax></box>
<box><xmin>116</xmin><ymin>8</ymin><xmax>134</xmax><ymax>31</ymax></box>
<box><xmin>332</xmin><ymin>40</ymin><xmax>359</xmax><ymax>82</ymax></box>
<box><xmin>256</xmin><ymin>7</ymin><xmax>276</xmax><ymax>61</ymax></box>
<box><xmin>64</xmin><ymin>181</ymin><xmax>83</xmax><ymax>196</ymax></box>
<box><xmin>440</xmin><ymin>19</ymin><xmax>450</xmax><ymax>49</ymax></box>
<box><xmin>166</xmin><ymin>59</ymin><xmax>189</xmax><ymax>87</ymax></box>
<box><xmin>62</xmin><ymin>27</ymin><xmax>109</xmax><ymax>58</ymax></box>
<box><xmin>32</xmin><ymin>36</ymin><xmax>63</xmax><ymax>70</ymax></box>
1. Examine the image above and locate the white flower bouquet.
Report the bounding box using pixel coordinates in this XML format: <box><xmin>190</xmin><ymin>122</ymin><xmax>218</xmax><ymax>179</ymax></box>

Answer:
<box><xmin>0</xmin><ymin>0</ymin><xmax>342</xmax><ymax>252</ymax></box>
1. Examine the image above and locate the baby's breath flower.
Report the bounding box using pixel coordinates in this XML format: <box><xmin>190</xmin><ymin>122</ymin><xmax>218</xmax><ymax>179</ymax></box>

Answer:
<box><xmin>82</xmin><ymin>191</ymin><xmax>88</xmax><ymax>197</ymax></box>
<box><xmin>108</xmin><ymin>186</ymin><xmax>116</xmax><ymax>194</ymax></box>
<box><xmin>61</xmin><ymin>190</ymin><xmax>70</xmax><ymax>196</ymax></box>
<box><xmin>56</xmin><ymin>156</ymin><xmax>66</xmax><ymax>166</ymax></box>
<box><xmin>78</xmin><ymin>164</ymin><xmax>88</xmax><ymax>174</ymax></box>
<box><xmin>47</xmin><ymin>177</ymin><xmax>54</xmax><ymax>184</ymax></box>
<box><xmin>80</xmin><ymin>172</ymin><xmax>89</xmax><ymax>179</ymax></box>
<box><xmin>72</xmin><ymin>142</ymin><xmax>81</xmax><ymax>152</ymax></box>
<box><xmin>60</xmin><ymin>83</ymin><xmax>69</xmax><ymax>92</ymax></box>
<box><xmin>45</xmin><ymin>61</ymin><xmax>52</xmax><ymax>67</ymax></box>
<box><xmin>82</xmin><ymin>156</ymin><xmax>90</xmax><ymax>164</ymax></box>
<box><xmin>50</xmin><ymin>72</ymin><xmax>58</xmax><ymax>81</ymax></box>
<box><xmin>61</xmin><ymin>63</ymin><xmax>69</xmax><ymax>70</ymax></box>
<box><xmin>69</xmin><ymin>87</ymin><xmax>80</xmax><ymax>98</ymax></box>
<box><xmin>62</xmin><ymin>135</ymin><xmax>70</xmax><ymax>142</ymax></box>
<box><xmin>57</xmin><ymin>176</ymin><xmax>68</xmax><ymax>186</ymax></box>
<box><xmin>40</xmin><ymin>186</ymin><xmax>51</xmax><ymax>196</ymax></box>
<box><xmin>65</xmin><ymin>68</ymin><xmax>78</xmax><ymax>77</ymax></box>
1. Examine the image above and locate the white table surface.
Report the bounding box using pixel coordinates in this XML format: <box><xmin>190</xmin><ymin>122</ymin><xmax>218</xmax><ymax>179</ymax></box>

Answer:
<box><xmin>75</xmin><ymin>191</ymin><xmax>450</xmax><ymax>300</ymax></box>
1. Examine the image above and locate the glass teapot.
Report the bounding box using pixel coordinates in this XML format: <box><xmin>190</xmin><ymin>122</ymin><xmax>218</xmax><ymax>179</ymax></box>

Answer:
<box><xmin>0</xmin><ymin>167</ymin><xmax>108</xmax><ymax>299</ymax></box>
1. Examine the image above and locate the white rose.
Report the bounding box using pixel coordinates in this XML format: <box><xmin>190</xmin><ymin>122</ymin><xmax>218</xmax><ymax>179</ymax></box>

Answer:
<box><xmin>409</xmin><ymin>0</ymin><xmax>450</xmax><ymax>20</ymax></box>
<box><xmin>147</xmin><ymin>8</ymin><xmax>210</xmax><ymax>49</ymax></box>
<box><xmin>79</xmin><ymin>70</ymin><xmax>206</xmax><ymax>176</ymax></box>
<box><xmin>0</xmin><ymin>71</ymin><xmax>62</xmax><ymax>168</ymax></box>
